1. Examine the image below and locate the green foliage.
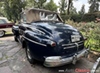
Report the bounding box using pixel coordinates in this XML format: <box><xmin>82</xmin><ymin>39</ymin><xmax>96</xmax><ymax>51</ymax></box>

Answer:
<box><xmin>82</xmin><ymin>12</ymin><xmax>100</xmax><ymax>22</ymax></box>
<box><xmin>59</xmin><ymin>0</ymin><xmax>67</xmax><ymax>14</ymax></box>
<box><xmin>25</xmin><ymin>0</ymin><xmax>35</xmax><ymax>8</ymax></box>
<box><xmin>70</xmin><ymin>14</ymin><xmax>82</xmax><ymax>22</ymax></box>
<box><xmin>82</xmin><ymin>23</ymin><xmax>100</xmax><ymax>51</ymax></box>
<box><xmin>61</xmin><ymin>12</ymin><xmax>100</xmax><ymax>22</ymax></box>
<box><xmin>67</xmin><ymin>21</ymin><xmax>100</xmax><ymax>52</ymax></box>
<box><xmin>69</xmin><ymin>6</ymin><xmax>77</xmax><ymax>14</ymax></box>
<box><xmin>44</xmin><ymin>0</ymin><xmax>58</xmax><ymax>11</ymax></box>
<box><xmin>78</xmin><ymin>4</ymin><xmax>85</xmax><ymax>15</ymax></box>
<box><xmin>34</xmin><ymin>0</ymin><xmax>46</xmax><ymax>8</ymax></box>
<box><xmin>65</xmin><ymin>19</ymin><xmax>78</xmax><ymax>27</ymax></box>
<box><xmin>4</xmin><ymin>0</ymin><xmax>26</xmax><ymax>22</ymax></box>
<box><xmin>88</xmin><ymin>0</ymin><xmax>99</xmax><ymax>13</ymax></box>
<box><xmin>0</xmin><ymin>2</ymin><xmax>4</xmax><ymax>16</ymax></box>
<box><xmin>82</xmin><ymin>13</ymin><xmax>96</xmax><ymax>22</ymax></box>
<box><xmin>67</xmin><ymin>0</ymin><xmax>78</xmax><ymax>15</ymax></box>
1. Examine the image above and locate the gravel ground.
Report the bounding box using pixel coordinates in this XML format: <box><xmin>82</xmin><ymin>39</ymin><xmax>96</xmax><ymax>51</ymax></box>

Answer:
<box><xmin>0</xmin><ymin>34</ymin><xmax>99</xmax><ymax>73</ymax></box>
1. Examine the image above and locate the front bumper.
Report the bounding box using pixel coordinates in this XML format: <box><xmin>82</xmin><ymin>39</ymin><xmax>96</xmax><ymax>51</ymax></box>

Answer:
<box><xmin>44</xmin><ymin>48</ymin><xmax>89</xmax><ymax>67</ymax></box>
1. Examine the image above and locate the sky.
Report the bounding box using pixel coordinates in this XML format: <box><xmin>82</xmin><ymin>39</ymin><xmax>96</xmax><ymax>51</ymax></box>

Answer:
<box><xmin>54</xmin><ymin>0</ymin><xmax>90</xmax><ymax>13</ymax></box>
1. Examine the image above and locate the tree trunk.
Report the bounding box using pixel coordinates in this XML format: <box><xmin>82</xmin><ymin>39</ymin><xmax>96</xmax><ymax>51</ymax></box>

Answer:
<box><xmin>67</xmin><ymin>0</ymin><xmax>71</xmax><ymax>15</ymax></box>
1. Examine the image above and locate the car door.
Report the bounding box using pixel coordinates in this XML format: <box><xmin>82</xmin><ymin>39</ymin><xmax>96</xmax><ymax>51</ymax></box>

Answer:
<box><xmin>6</xmin><ymin>23</ymin><xmax>14</xmax><ymax>28</ymax></box>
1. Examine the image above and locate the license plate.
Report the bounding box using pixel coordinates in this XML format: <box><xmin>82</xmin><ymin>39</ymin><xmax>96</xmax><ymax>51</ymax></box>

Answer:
<box><xmin>71</xmin><ymin>35</ymin><xmax>81</xmax><ymax>42</ymax></box>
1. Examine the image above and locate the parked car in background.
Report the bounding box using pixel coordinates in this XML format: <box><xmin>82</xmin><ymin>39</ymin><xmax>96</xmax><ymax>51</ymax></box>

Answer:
<box><xmin>0</xmin><ymin>17</ymin><xmax>15</xmax><ymax>37</ymax></box>
<box><xmin>12</xmin><ymin>8</ymin><xmax>89</xmax><ymax>67</ymax></box>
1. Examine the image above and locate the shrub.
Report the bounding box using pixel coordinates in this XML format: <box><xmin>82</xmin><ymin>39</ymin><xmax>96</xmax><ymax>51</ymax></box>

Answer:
<box><xmin>66</xmin><ymin>20</ymin><xmax>100</xmax><ymax>52</ymax></box>
<box><xmin>81</xmin><ymin>13</ymin><xmax>96</xmax><ymax>22</ymax></box>
<box><xmin>80</xmin><ymin>22</ymin><xmax>100</xmax><ymax>52</ymax></box>
<box><xmin>70</xmin><ymin>14</ymin><xmax>82</xmax><ymax>22</ymax></box>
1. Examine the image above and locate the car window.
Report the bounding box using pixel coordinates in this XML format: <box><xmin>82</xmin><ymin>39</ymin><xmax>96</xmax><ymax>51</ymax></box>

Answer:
<box><xmin>21</xmin><ymin>13</ymin><xmax>26</xmax><ymax>23</ymax></box>
<box><xmin>0</xmin><ymin>19</ymin><xmax>7</xmax><ymax>24</ymax></box>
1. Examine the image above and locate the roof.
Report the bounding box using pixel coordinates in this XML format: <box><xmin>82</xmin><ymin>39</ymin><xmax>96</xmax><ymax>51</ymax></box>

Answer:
<box><xmin>23</xmin><ymin>8</ymin><xmax>58</xmax><ymax>14</ymax></box>
<box><xmin>22</xmin><ymin>8</ymin><xmax>63</xmax><ymax>23</ymax></box>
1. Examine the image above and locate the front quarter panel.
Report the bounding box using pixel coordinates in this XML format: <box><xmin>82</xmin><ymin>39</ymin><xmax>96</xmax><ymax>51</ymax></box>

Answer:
<box><xmin>12</xmin><ymin>25</ymin><xmax>19</xmax><ymax>36</ymax></box>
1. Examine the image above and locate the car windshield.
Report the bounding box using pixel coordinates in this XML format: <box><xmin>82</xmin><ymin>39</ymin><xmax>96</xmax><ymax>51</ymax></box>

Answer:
<box><xmin>0</xmin><ymin>19</ymin><xmax>7</xmax><ymax>24</ymax></box>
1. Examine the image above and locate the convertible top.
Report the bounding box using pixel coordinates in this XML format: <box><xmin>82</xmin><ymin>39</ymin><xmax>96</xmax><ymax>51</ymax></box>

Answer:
<box><xmin>21</xmin><ymin>8</ymin><xmax>63</xmax><ymax>23</ymax></box>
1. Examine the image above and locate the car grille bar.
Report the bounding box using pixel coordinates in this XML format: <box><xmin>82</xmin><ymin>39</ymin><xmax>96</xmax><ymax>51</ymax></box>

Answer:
<box><xmin>62</xmin><ymin>41</ymin><xmax>84</xmax><ymax>46</ymax></box>
<box><xmin>62</xmin><ymin>41</ymin><xmax>84</xmax><ymax>49</ymax></box>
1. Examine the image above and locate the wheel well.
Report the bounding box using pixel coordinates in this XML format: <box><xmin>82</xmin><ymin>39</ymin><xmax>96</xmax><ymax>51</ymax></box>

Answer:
<box><xmin>1</xmin><ymin>30</ymin><xmax>6</xmax><ymax>33</ymax></box>
<box><xmin>22</xmin><ymin>40</ymin><xmax>27</xmax><ymax>49</ymax></box>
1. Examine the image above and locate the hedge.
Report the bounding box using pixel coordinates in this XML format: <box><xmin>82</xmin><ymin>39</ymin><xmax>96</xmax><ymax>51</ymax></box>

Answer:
<box><xmin>60</xmin><ymin>11</ymin><xmax>100</xmax><ymax>22</ymax></box>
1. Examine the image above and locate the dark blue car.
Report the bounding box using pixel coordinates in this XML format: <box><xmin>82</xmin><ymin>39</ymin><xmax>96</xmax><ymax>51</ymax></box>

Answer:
<box><xmin>12</xmin><ymin>8</ymin><xmax>89</xmax><ymax>67</ymax></box>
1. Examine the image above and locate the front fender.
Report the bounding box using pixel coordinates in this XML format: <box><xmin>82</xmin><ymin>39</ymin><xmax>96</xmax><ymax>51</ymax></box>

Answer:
<box><xmin>23</xmin><ymin>30</ymin><xmax>55</xmax><ymax>47</ymax></box>
<box><xmin>12</xmin><ymin>25</ymin><xmax>19</xmax><ymax>36</ymax></box>
<box><xmin>24</xmin><ymin>30</ymin><xmax>42</xmax><ymax>42</ymax></box>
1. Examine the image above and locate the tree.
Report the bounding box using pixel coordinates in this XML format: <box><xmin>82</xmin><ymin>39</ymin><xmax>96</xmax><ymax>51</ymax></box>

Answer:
<box><xmin>79</xmin><ymin>4</ymin><xmax>85</xmax><ymax>15</ymax></box>
<box><xmin>67</xmin><ymin>0</ymin><xmax>78</xmax><ymax>15</ymax></box>
<box><xmin>0</xmin><ymin>2</ymin><xmax>4</xmax><ymax>16</ymax></box>
<box><xmin>88</xmin><ymin>0</ymin><xmax>99</xmax><ymax>13</ymax></box>
<box><xmin>34</xmin><ymin>0</ymin><xmax>46</xmax><ymax>8</ymax></box>
<box><xmin>59</xmin><ymin>0</ymin><xmax>67</xmax><ymax>14</ymax></box>
<box><xmin>4</xmin><ymin>0</ymin><xmax>26</xmax><ymax>22</ymax></box>
<box><xmin>69</xmin><ymin>2</ymin><xmax>77</xmax><ymax>14</ymax></box>
<box><xmin>67</xmin><ymin>0</ymin><xmax>72</xmax><ymax>15</ymax></box>
<box><xmin>25</xmin><ymin>0</ymin><xmax>35</xmax><ymax>8</ymax></box>
<box><xmin>44</xmin><ymin>0</ymin><xmax>58</xmax><ymax>12</ymax></box>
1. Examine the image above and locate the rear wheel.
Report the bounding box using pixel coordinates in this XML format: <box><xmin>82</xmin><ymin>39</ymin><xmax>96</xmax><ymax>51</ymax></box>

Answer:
<box><xmin>0</xmin><ymin>30</ymin><xmax>5</xmax><ymax>37</ymax></box>
<box><xmin>25</xmin><ymin>45</ymin><xmax>35</xmax><ymax>64</ymax></box>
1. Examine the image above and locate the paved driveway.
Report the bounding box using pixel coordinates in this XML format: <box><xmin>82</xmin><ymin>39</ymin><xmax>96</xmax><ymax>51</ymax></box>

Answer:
<box><xmin>0</xmin><ymin>35</ymin><xmax>98</xmax><ymax>73</ymax></box>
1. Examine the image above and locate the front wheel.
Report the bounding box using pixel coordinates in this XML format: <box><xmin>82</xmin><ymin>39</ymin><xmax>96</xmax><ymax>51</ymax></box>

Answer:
<box><xmin>14</xmin><ymin>36</ymin><xmax>18</xmax><ymax>42</ymax></box>
<box><xmin>0</xmin><ymin>30</ymin><xmax>5</xmax><ymax>37</ymax></box>
<box><xmin>25</xmin><ymin>45</ymin><xmax>35</xmax><ymax>64</ymax></box>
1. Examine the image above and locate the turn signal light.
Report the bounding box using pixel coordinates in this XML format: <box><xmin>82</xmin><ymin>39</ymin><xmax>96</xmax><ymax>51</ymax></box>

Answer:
<box><xmin>51</xmin><ymin>41</ymin><xmax>56</xmax><ymax>47</ymax></box>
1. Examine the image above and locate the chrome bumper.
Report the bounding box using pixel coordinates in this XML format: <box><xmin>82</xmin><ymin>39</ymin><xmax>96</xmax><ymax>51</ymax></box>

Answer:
<box><xmin>44</xmin><ymin>48</ymin><xmax>89</xmax><ymax>67</ymax></box>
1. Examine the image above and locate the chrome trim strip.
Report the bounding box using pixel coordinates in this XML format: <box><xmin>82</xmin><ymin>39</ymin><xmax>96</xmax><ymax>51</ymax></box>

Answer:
<box><xmin>63</xmin><ymin>43</ymin><xmax>83</xmax><ymax>49</ymax></box>
<box><xmin>22</xmin><ymin>36</ymin><xmax>47</xmax><ymax>47</ymax></box>
<box><xmin>79</xmin><ymin>43</ymin><xmax>84</xmax><ymax>46</ymax></box>
<box><xmin>62</xmin><ymin>41</ymin><xmax>84</xmax><ymax>46</ymax></box>
<box><xmin>78</xmin><ymin>41</ymin><xmax>84</xmax><ymax>44</ymax></box>
<box><xmin>64</xmin><ymin>46</ymin><xmax>75</xmax><ymax>49</ymax></box>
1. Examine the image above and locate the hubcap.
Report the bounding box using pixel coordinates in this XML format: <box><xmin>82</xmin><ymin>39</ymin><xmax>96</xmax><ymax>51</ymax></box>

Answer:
<box><xmin>0</xmin><ymin>31</ymin><xmax>4</xmax><ymax>37</ymax></box>
<box><xmin>27</xmin><ymin>47</ymin><xmax>32</xmax><ymax>60</ymax></box>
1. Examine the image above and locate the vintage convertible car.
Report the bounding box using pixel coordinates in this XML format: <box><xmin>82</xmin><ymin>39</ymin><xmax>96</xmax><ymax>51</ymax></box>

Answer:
<box><xmin>12</xmin><ymin>8</ymin><xmax>89</xmax><ymax>67</ymax></box>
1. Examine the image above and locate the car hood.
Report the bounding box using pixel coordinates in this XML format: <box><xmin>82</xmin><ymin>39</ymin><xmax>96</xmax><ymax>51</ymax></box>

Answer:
<box><xmin>31</xmin><ymin>22</ymin><xmax>83</xmax><ymax>43</ymax></box>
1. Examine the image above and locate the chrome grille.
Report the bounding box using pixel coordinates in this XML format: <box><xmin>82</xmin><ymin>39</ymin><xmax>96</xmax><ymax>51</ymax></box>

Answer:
<box><xmin>58</xmin><ymin>41</ymin><xmax>84</xmax><ymax>56</ymax></box>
